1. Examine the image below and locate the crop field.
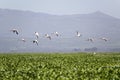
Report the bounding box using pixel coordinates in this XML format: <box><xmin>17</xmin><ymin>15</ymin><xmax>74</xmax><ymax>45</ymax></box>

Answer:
<box><xmin>0</xmin><ymin>52</ymin><xmax>120</xmax><ymax>80</ymax></box>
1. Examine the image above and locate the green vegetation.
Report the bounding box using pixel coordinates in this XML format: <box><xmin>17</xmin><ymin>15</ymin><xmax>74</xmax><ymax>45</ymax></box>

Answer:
<box><xmin>0</xmin><ymin>52</ymin><xmax>120</xmax><ymax>80</ymax></box>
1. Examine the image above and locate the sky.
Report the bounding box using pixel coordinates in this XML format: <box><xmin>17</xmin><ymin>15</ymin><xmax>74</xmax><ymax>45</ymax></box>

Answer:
<box><xmin>0</xmin><ymin>0</ymin><xmax>120</xmax><ymax>18</ymax></box>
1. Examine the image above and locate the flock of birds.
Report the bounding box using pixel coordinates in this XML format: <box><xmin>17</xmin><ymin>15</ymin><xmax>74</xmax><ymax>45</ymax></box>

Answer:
<box><xmin>10</xmin><ymin>28</ymin><xmax>60</xmax><ymax>45</ymax></box>
<box><xmin>76</xmin><ymin>31</ymin><xmax>108</xmax><ymax>42</ymax></box>
<box><xmin>10</xmin><ymin>28</ymin><xmax>109</xmax><ymax>46</ymax></box>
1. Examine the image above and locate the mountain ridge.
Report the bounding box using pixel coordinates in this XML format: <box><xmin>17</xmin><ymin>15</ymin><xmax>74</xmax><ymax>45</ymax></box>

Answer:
<box><xmin>0</xmin><ymin>8</ymin><xmax>119</xmax><ymax>19</ymax></box>
<box><xmin>0</xmin><ymin>8</ymin><xmax>120</xmax><ymax>52</ymax></box>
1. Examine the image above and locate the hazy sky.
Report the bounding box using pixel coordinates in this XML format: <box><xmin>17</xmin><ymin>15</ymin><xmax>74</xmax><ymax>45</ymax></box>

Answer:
<box><xmin>0</xmin><ymin>0</ymin><xmax>120</xmax><ymax>18</ymax></box>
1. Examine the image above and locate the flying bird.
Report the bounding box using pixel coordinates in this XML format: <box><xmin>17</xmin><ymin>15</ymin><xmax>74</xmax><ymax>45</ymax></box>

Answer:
<box><xmin>86</xmin><ymin>38</ymin><xmax>94</xmax><ymax>42</ymax></box>
<box><xmin>45</xmin><ymin>34</ymin><xmax>51</xmax><ymax>40</ymax></box>
<box><xmin>100</xmin><ymin>37</ymin><xmax>108</xmax><ymax>42</ymax></box>
<box><xmin>35</xmin><ymin>32</ymin><xmax>39</xmax><ymax>38</ymax></box>
<box><xmin>10</xmin><ymin>29</ymin><xmax>19</xmax><ymax>35</ymax></box>
<box><xmin>21</xmin><ymin>38</ymin><xmax>26</xmax><ymax>42</ymax></box>
<box><xmin>76</xmin><ymin>31</ymin><xmax>81</xmax><ymax>37</ymax></box>
<box><xmin>33</xmin><ymin>39</ymin><xmax>38</xmax><ymax>45</ymax></box>
<box><xmin>52</xmin><ymin>32</ymin><xmax>59</xmax><ymax>37</ymax></box>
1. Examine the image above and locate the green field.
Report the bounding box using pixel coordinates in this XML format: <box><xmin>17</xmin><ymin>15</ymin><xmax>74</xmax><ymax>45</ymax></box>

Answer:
<box><xmin>0</xmin><ymin>52</ymin><xmax>120</xmax><ymax>80</ymax></box>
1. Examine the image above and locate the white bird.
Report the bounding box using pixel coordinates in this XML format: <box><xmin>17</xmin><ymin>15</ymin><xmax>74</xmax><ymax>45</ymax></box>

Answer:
<box><xmin>45</xmin><ymin>34</ymin><xmax>51</xmax><ymax>40</ymax></box>
<box><xmin>93</xmin><ymin>52</ymin><xmax>96</xmax><ymax>55</ymax></box>
<box><xmin>10</xmin><ymin>29</ymin><xmax>19</xmax><ymax>35</ymax></box>
<box><xmin>52</xmin><ymin>32</ymin><xmax>59</xmax><ymax>37</ymax></box>
<box><xmin>21</xmin><ymin>38</ymin><xmax>26</xmax><ymax>42</ymax></box>
<box><xmin>35</xmin><ymin>32</ymin><xmax>39</xmax><ymax>39</ymax></box>
<box><xmin>87</xmin><ymin>38</ymin><xmax>94</xmax><ymax>42</ymax></box>
<box><xmin>33</xmin><ymin>39</ymin><xmax>38</xmax><ymax>45</ymax></box>
<box><xmin>76</xmin><ymin>31</ymin><xmax>81</xmax><ymax>37</ymax></box>
<box><xmin>100</xmin><ymin>37</ymin><xmax>108</xmax><ymax>42</ymax></box>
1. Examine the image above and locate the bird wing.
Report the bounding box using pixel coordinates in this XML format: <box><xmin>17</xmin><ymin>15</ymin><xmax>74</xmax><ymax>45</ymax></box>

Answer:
<box><xmin>15</xmin><ymin>31</ymin><xmax>19</xmax><ymax>35</ymax></box>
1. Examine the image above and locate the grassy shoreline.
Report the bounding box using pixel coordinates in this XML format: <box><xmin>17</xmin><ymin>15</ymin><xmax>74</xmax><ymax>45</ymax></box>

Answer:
<box><xmin>0</xmin><ymin>52</ymin><xmax>120</xmax><ymax>79</ymax></box>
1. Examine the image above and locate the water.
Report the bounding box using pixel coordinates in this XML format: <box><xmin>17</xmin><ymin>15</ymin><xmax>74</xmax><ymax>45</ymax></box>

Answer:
<box><xmin>0</xmin><ymin>36</ymin><xmax>119</xmax><ymax>52</ymax></box>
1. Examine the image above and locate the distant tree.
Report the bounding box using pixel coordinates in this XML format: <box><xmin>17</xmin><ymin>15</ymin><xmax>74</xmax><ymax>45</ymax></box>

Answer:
<box><xmin>84</xmin><ymin>47</ymin><xmax>97</xmax><ymax>52</ymax></box>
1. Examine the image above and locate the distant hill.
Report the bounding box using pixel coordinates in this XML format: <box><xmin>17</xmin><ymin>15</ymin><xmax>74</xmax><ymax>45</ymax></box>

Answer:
<box><xmin>0</xmin><ymin>9</ymin><xmax>120</xmax><ymax>52</ymax></box>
